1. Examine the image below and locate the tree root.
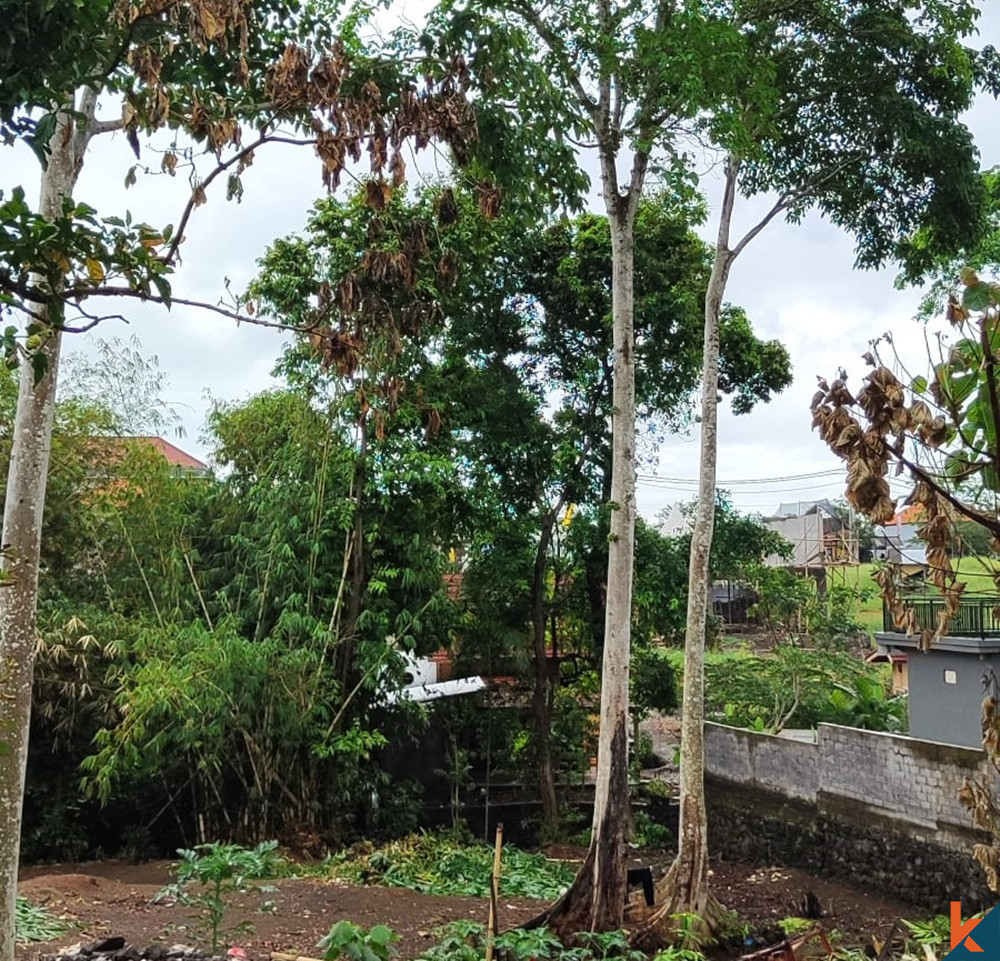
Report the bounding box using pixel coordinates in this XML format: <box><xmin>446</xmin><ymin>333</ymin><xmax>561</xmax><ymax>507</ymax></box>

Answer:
<box><xmin>627</xmin><ymin>858</ymin><xmax>726</xmax><ymax>953</ymax></box>
<box><xmin>523</xmin><ymin>844</ymin><xmax>598</xmax><ymax>937</ymax></box>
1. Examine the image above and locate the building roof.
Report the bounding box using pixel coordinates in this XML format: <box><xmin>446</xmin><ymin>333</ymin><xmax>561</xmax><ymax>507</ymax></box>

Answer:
<box><xmin>877</xmin><ymin>631</ymin><xmax>1000</xmax><ymax>655</ymax></box>
<box><xmin>135</xmin><ymin>436</ymin><xmax>208</xmax><ymax>472</ymax></box>
<box><xmin>887</xmin><ymin>504</ymin><xmax>925</xmax><ymax>526</ymax></box>
<box><xmin>771</xmin><ymin>499</ymin><xmax>841</xmax><ymax>520</ymax></box>
<box><xmin>866</xmin><ymin>650</ymin><xmax>907</xmax><ymax>664</ymax></box>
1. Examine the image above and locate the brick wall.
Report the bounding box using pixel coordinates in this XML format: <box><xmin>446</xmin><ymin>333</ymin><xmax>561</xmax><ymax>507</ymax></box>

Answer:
<box><xmin>704</xmin><ymin>722</ymin><xmax>995</xmax><ymax>910</ymax></box>
<box><xmin>706</xmin><ymin>722</ymin><xmax>988</xmax><ymax>849</ymax></box>
<box><xmin>706</xmin><ymin>725</ymin><xmax>818</xmax><ymax>801</ymax></box>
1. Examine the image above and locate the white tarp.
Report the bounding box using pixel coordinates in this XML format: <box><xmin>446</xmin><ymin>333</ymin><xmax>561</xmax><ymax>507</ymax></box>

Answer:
<box><xmin>385</xmin><ymin>676</ymin><xmax>487</xmax><ymax>704</ymax></box>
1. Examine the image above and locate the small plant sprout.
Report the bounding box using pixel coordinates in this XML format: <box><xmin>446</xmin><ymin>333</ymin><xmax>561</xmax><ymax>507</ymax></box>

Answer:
<box><xmin>318</xmin><ymin>921</ymin><xmax>399</xmax><ymax>961</ymax></box>
<box><xmin>161</xmin><ymin>840</ymin><xmax>284</xmax><ymax>952</ymax></box>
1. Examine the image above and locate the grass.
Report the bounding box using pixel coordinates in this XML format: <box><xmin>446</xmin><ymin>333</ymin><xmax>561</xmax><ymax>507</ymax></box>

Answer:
<box><xmin>16</xmin><ymin>896</ymin><xmax>68</xmax><ymax>943</ymax></box>
<box><xmin>327</xmin><ymin>833</ymin><xmax>576</xmax><ymax>900</ymax></box>
<box><xmin>828</xmin><ymin>559</ymin><xmax>1000</xmax><ymax>638</ymax></box>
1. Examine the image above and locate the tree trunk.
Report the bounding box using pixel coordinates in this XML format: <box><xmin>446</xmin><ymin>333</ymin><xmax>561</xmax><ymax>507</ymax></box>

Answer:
<box><xmin>339</xmin><ymin>415</ymin><xmax>368</xmax><ymax>699</ymax></box>
<box><xmin>0</xmin><ymin>103</ymin><xmax>86</xmax><ymax>961</ymax></box>
<box><xmin>532</xmin><ymin>516</ymin><xmax>559</xmax><ymax>834</ymax></box>
<box><xmin>632</xmin><ymin>159</ymin><xmax>740</xmax><ymax>950</ymax></box>
<box><xmin>588</xmin><ymin>213</ymin><xmax>637</xmax><ymax>927</ymax></box>
<box><xmin>529</xmin><ymin>204</ymin><xmax>637</xmax><ymax>937</ymax></box>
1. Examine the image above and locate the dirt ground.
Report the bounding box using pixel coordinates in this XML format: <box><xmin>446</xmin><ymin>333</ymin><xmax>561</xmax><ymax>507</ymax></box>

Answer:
<box><xmin>16</xmin><ymin>855</ymin><xmax>924</xmax><ymax>961</ymax></box>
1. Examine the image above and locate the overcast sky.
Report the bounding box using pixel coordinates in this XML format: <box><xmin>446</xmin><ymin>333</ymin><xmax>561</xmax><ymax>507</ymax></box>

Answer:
<box><xmin>3</xmin><ymin>7</ymin><xmax>998</xmax><ymax>522</ymax></box>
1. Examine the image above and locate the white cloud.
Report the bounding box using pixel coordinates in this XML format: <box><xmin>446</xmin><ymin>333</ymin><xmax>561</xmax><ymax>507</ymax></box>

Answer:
<box><xmin>4</xmin><ymin>5</ymin><xmax>998</xmax><ymax>518</ymax></box>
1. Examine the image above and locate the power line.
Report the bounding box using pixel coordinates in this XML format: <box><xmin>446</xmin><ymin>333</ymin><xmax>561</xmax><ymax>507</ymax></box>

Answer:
<box><xmin>637</xmin><ymin>468</ymin><xmax>844</xmax><ymax>487</ymax></box>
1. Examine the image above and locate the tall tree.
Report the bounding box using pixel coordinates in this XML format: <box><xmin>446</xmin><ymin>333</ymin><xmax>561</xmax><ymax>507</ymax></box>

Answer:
<box><xmin>259</xmin><ymin>185</ymin><xmax>789</xmax><ymax>833</ymax></box>
<box><xmin>646</xmin><ymin>3</ymin><xmax>992</xmax><ymax>940</ymax></box>
<box><xmin>514</xmin><ymin>199</ymin><xmax>789</xmax><ymax>833</ymax></box>
<box><xmin>0</xmin><ymin>4</ymin><xmax>477</xmax><ymax>956</ymax></box>
<box><xmin>431</xmin><ymin>0</ymin><xmax>994</xmax><ymax>938</ymax></box>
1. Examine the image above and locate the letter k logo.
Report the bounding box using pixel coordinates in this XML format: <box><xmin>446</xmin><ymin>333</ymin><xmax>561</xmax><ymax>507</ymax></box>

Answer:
<box><xmin>952</xmin><ymin>902</ymin><xmax>984</xmax><ymax>953</ymax></box>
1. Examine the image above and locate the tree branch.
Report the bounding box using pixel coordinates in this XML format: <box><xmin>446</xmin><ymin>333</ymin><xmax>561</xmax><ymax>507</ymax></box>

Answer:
<box><xmin>620</xmin><ymin>0</ymin><xmax>672</xmax><ymax>215</ymax></box>
<box><xmin>731</xmin><ymin>155</ymin><xmax>862</xmax><ymax>262</ymax></box>
<box><xmin>89</xmin><ymin>119</ymin><xmax>125</xmax><ymax>139</ymax></box>
<box><xmin>596</xmin><ymin>0</ymin><xmax>613</xmax><ymax>133</ymax></box>
<box><xmin>715</xmin><ymin>154</ymin><xmax>740</xmax><ymax>254</ymax></box>
<box><xmin>161</xmin><ymin>130</ymin><xmax>313</xmax><ymax>265</ymax></box>
<box><xmin>730</xmin><ymin>192</ymin><xmax>791</xmax><ymax>262</ymax></box>
<box><xmin>73</xmin><ymin>87</ymin><xmax>100</xmax><ymax>160</ymax></box>
<box><xmin>899</xmin><ymin>454</ymin><xmax>1000</xmax><ymax>537</ymax></box>
<box><xmin>508</xmin><ymin>1</ymin><xmax>598</xmax><ymax>122</ymax></box>
<box><xmin>56</xmin><ymin>285</ymin><xmax>302</xmax><ymax>334</ymax></box>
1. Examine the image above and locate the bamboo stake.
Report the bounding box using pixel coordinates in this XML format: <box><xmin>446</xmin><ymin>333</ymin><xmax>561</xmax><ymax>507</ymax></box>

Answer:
<box><xmin>484</xmin><ymin>822</ymin><xmax>504</xmax><ymax>961</ymax></box>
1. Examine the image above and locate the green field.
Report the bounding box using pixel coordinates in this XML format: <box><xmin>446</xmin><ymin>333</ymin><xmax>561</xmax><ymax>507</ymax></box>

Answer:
<box><xmin>828</xmin><ymin>558</ymin><xmax>1000</xmax><ymax>636</ymax></box>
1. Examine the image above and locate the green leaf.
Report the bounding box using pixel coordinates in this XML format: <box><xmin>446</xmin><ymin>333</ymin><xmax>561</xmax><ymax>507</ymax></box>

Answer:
<box><xmin>962</xmin><ymin>281</ymin><xmax>993</xmax><ymax>312</ymax></box>
<box><xmin>152</xmin><ymin>274</ymin><xmax>172</xmax><ymax>308</ymax></box>
<box><xmin>30</xmin><ymin>350</ymin><xmax>48</xmax><ymax>385</ymax></box>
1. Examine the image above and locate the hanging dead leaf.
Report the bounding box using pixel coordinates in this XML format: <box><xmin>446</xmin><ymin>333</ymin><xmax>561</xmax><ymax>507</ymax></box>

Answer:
<box><xmin>437</xmin><ymin>250</ymin><xmax>458</xmax><ymax>290</ymax></box>
<box><xmin>364</xmin><ymin>179</ymin><xmax>392</xmax><ymax>211</ymax></box>
<box><xmin>474</xmin><ymin>181</ymin><xmax>501</xmax><ymax>220</ymax></box>
<box><xmin>436</xmin><ymin>188</ymin><xmax>460</xmax><ymax>226</ymax></box>
<box><xmin>946</xmin><ymin>294</ymin><xmax>970</xmax><ymax>326</ymax></box>
<box><xmin>389</xmin><ymin>149</ymin><xmax>406</xmax><ymax>188</ymax></box>
<box><xmin>425</xmin><ymin>407</ymin><xmax>442</xmax><ymax>438</ymax></box>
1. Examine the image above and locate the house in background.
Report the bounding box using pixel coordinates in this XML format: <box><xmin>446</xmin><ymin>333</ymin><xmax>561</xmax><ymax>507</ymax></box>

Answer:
<box><xmin>712</xmin><ymin>581</ymin><xmax>758</xmax><ymax>626</ymax></box>
<box><xmin>876</xmin><ymin>593</ymin><xmax>1000</xmax><ymax>748</ymax></box>
<box><xmin>762</xmin><ymin>500</ymin><xmax>859</xmax><ymax>590</ymax></box>
<box><xmin>865</xmin><ymin>649</ymin><xmax>909</xmax><ymax>694</ymax></box>
<box><xmin>138</xmin><ymin>436</ymin><xmax>209</xmax><ymax>477</ymax></box>
<box><xmin>657</xmin><ymin>503</ymin><xmax>691</xmax><ymax>537</ymax></box>
<box><xmin>873</xmin><ymin>503</ymin><xmax>927</xmax><ymax>571</ymax></box>
<box><xmin>93</xmin><ymin>435</ymin><xmax>209</xmax><ymax>479</ymax></box>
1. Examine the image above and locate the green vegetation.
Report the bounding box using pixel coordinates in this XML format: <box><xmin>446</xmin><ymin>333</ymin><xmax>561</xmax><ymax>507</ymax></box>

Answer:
<box><xmin>328</xmin><ymin>835</ymin><xmax>576</xmax><ymax>900</ymax></box>
<box><xmin>745</xmin><ymin>565</ymin><xmax>875</xmax><ymax>649</ymax></box>
<box><xmin>901</xmin><ymin>915</ymin><xmax>953</xmax><ymax>951</ymax></box>
<box><xmin>319</xmin><ymin>922</ymin><xmax>399</xmax><ymax>961</ymax></box>
<box><xmin>663</xmin><ymin>646</ymin><xmax>905</xmax><ymax>734</ymax></box>
<box><xmin>14</xmin><ymin>897</ymin><xmax>67</xmax><ymax>943</ymax></box>
<box><xmin>778</xmin><ymin>918</ymin><xmax>814</xmax><ymax>938</ymax></box>
<box><xmin>416</xmin><ymin>920</ymin><xmax>700</xmax><ymax>961</ymax></box>
<box><xmin>160</xmin><ymin>842</ymin><xmax>284</xmax><ymax>952</ymax></box>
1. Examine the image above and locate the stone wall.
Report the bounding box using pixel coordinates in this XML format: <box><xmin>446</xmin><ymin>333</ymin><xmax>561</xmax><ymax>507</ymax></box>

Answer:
<box><xmin>817</xmin><ymin>724</ymin><xmax>983</xmax><ymax>845</ymax></box>
<box><xmin>704</xmin><ymin>783</ymin><xmax>993</xmax><ymax>913</ymax></box>
<box><xmin>706</xmin><ymin>723</ymin><xmax>988</xmax><ymax>848</ymax></box>
<box><xmin>704</xmin><ymin>722</ymin><xmax>995</xmax><ymax>911</ymax></box>
<box><xmin>706</xmin><ymin>725</ymin><xmax>818</xmax><ymax>801</ymax></box>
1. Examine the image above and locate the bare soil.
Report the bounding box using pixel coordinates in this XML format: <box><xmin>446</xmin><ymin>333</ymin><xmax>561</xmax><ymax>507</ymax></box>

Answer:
<box><xmin>15</xmin><ymin>855</ymin><xmax>924</xmax><ymax>961</ymax></box>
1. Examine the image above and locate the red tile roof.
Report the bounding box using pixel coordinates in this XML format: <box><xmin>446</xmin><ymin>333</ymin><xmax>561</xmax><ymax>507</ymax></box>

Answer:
<box><xmin>888</xmin><ymin>504</ymin><xmax>925</xmax><ymax>526</ymax></box>
<box><xmin>135</xmin><ymin>436</ymin><xmax>208</xmax><ymax>471</ymax></box>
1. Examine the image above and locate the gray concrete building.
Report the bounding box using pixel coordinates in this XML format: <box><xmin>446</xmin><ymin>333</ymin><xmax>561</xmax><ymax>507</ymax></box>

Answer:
<box><xmin>877</xmin><ymin>598</ymin><xmax>1000</xmax><ymax>748</ymax></box>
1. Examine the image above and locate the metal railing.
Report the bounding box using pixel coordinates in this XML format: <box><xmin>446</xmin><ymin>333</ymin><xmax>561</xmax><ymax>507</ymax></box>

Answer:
<box><xmin>883</xmin><ymin>595</ymin><xmax>1000</xmax><ymax>638</ymax></box>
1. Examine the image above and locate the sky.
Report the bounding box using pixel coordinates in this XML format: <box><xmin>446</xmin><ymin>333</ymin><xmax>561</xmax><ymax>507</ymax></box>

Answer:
<box><xmin>2</xmin><ymin>6</ymin><xmax>998</xmax><ymax>523</ymax></box>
